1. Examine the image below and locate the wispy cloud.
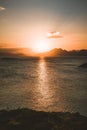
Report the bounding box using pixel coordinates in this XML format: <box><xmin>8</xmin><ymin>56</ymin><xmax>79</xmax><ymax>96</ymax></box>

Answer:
<box><xmin>47</xmin><ymin>32</ymin><xmax>63</xmax><ymax>38</ymax></box>
<box><xmin>0</xmin><ymin>6</ymin><xmax>6</xmax><ymax>11</ymax></box>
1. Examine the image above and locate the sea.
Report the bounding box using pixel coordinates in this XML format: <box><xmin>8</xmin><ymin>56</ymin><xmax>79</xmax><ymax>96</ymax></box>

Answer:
<box><xmin>0</xmin><ymin>56</ymin><xmax>87</xmax><ymax>116</ymax></box>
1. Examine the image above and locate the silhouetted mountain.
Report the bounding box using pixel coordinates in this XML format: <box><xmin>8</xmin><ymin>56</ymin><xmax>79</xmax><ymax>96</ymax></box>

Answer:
<box><xmin>40</xmin><ymin>48</ymin><xmax>87</xmax><ymax>57</ymax></box>
<box><xmin>0</xmin><ymin>48</ymin><xmax>23</xmax><ymax>57</ymax></box>
<box><xmin>0</xmin><ymin>48</ymin><xmax>87</xmax><ymax>58</ymax></box>
<box><xmin>46</xmin><ymin>48</ymin><xmax>68</xmax><ymax>56</ymax></box>
<box><xmin>0</xmin><ymin>48</ymin><xmax>35</xmax><ymax>58</ymax></box>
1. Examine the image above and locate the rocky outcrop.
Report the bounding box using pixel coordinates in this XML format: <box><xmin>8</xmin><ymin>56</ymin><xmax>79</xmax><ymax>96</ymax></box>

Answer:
<box><xmin>0</xmin><ymin>108</ymin><xmax>87</xmax><ymax>130</ymax></box>
<box><xmin>79</xmin><ymin>63</ymin><xmax>87</xmax><ymax>68</ymax></box>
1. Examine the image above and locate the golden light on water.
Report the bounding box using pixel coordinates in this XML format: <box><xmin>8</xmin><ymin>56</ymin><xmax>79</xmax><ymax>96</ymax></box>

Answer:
<box><xmin>30</xmin><ymin>59</ymin><xmax>66</xmax><ymax>111</ymax></box>
<box><xmin>36</xmin><ymin>59</ymin><xmax>54</xmax><ymax>108</ymax></box>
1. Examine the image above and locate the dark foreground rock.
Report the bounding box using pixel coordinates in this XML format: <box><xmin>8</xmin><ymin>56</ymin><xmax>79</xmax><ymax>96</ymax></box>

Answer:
<box><xmin>79</xmin><ymin>63</ymin><xmax>87</xmax><ymax>68</ymax></box>
<box><xmin>0</xmin><ymin>108</ymin><xmax>87</xmax><ymax>130</ymax></box>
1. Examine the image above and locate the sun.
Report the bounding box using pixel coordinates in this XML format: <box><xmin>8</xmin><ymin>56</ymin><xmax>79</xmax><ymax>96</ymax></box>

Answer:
<box><xmin>32</xmin><ymin>39</ymin><xmax>51</xmax><ymax>53</ymax></box>
<box><xmin>36</xmin><ymin>42</ymin><xmax>49</xmax><ymax>53</ymax></box>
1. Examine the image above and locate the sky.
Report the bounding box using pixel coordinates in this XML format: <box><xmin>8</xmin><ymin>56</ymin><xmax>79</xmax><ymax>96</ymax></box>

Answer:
<box><xmin>0</xmin><ymin>0</ymin><xmax>87</xmax><ymax>51</ymax></box>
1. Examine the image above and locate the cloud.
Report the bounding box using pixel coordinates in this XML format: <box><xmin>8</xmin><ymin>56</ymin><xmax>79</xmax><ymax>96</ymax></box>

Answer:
<box><xmin>47</xmin><ymin>31</ymin><xmax>63</xmax><ymax>38</ymax></box>
<box><xmin>0</xmin><ymin>6</ymin><xmax>6</xmax><ymax>11</ymax></box>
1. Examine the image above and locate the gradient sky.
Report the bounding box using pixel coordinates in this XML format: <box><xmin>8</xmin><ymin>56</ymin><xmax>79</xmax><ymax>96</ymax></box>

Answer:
<box><xmin>0</xmin><ymin>0</ymin><xmax>87</xmax><ymax>50</ymax></box>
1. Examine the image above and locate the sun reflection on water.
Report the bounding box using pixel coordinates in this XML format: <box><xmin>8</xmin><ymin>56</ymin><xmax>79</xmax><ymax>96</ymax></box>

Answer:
<box><xmin>25</xmin><ymin>59</ymin><xmax>67</xmax><ymax>112</ymax></box>
<box><xmin>35</xmin><ymin>59</ymin><xmax>54</xmax><ymax>109</ymax></box>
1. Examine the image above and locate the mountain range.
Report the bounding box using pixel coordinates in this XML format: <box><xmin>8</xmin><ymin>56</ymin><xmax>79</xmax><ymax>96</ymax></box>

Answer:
<box><xmin>0</xmin><ymin>48</ymin><xmax>87</xmax><ymax>58</ymax></box>
<box><xmin>38</xmin><ymin>48</ymin><xmax>87</xmax><ymax>57</ymax></box>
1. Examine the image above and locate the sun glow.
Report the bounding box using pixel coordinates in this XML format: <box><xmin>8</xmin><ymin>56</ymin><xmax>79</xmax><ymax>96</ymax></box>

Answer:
<box><xmin>32</xmin><ymin>39</ymin><xmax>51</xmax><ymax>53</ymax></box>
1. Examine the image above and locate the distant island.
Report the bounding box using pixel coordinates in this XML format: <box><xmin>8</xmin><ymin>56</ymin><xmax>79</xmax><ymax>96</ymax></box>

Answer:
<box><xmin>39</xmin><ymin>48</ymin><xmax>87</xmax><ymax>57</ymax></box>
<box><xmin>0</xmin><ymin>48</ymin><xmax>87</xmax><ymax>58</ymax></box>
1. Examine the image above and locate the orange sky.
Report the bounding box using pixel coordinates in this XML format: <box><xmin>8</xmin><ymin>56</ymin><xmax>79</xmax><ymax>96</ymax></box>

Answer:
<box><xmin>0</xmin><ymin>0</ymin><xmax>87</xmax><ymax>52</ymax></box>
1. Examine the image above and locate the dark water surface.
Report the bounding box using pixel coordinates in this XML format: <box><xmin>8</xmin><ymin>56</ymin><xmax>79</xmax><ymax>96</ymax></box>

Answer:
<box><xmin>0</xmin><ymin>57</ymin><xmax>87</xmax><ymax>116</ymax></box>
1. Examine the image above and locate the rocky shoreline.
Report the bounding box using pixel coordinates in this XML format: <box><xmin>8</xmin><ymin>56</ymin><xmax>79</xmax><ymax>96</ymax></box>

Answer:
<box><xmin>0</xmin><ymin>108</ymin><xmax>87</xmax><ymax>130</ymax></box>
<box><xmin>79</xmin><ymin>63</ymin><xmax>87</xmax><ymax>68</ymax></box>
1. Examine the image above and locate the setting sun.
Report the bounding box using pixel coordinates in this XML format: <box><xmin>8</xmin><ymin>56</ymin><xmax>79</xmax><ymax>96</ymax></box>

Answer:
<box><xmin>32</xmin><ymin>39</ymin><xmax>51</xmax><ymax>53</ymax></box>
<box><xmin>0</xmin><ymin>1</ymin><xmax>87</xmax><ymax>129</ymax></box>
<box><xmin>35</xmin><ymin>42</ymin><xmax>49</xmax><ymax>53</ymax></box>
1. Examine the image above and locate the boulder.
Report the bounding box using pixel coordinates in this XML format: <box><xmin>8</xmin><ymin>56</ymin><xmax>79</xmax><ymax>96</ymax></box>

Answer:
<box><xmin>79</xmin><ymin>63</ymin><xmax>87</xmax><ymax>68</ymax></box>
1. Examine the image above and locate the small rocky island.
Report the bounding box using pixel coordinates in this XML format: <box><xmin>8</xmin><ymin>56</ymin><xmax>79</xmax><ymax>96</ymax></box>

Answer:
<box><xmin>79</xmin><ymin>63</ymin><xmax>87</xmax><ymax>68</ymax></box>
<box><xmin>0</xmin><ymin>108</ymin><xmax>87</xmax><ymax>130</ymax></box>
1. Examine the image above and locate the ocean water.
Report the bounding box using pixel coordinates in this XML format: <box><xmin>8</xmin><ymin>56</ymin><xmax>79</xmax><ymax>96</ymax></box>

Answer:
<box><xmin>0</xmin><ymin>57</ymin><xmax>87</xmax><ymax>116</ymax></box>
